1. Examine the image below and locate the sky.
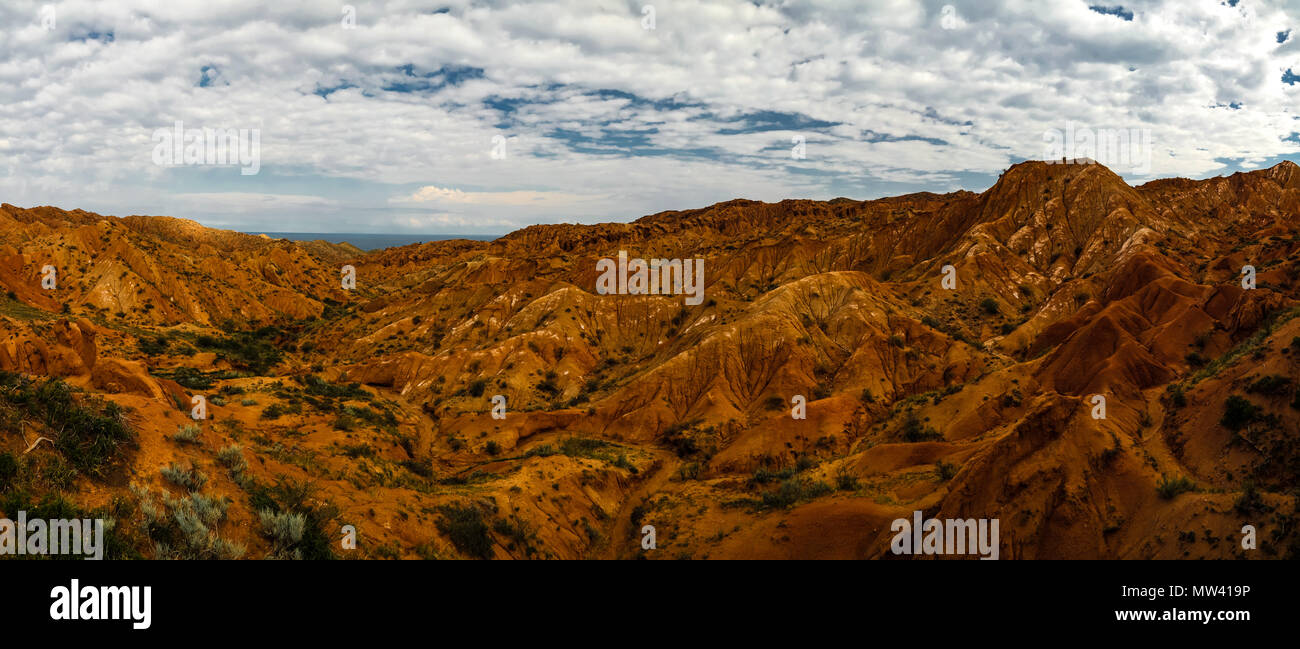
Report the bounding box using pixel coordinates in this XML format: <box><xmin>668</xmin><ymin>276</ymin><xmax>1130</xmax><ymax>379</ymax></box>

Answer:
<box><xmin>3</xmin><ymin>0</ymin><xmax>1300</xmax><ymax>235</ymax></box>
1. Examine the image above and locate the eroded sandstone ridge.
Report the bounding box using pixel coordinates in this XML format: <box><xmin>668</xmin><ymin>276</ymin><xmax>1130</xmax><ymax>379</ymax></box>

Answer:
<box><xmin>1</xmin><ymin>160</ymin><xmax>1297</xmax><ymax>559</ymax></box>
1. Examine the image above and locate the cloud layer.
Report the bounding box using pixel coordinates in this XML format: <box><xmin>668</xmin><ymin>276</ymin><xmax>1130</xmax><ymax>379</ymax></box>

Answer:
<box><xmin>3</xmin><ymin>0</ymin><xmax>1300</xmax><ymax>233</ymax></box>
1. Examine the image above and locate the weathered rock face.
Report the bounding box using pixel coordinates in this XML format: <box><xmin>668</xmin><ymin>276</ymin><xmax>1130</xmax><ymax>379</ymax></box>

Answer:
<box><xmin>0</xmin><ymin>159</ymin><xmax>1298</xmax><ymax>560</ymax></box>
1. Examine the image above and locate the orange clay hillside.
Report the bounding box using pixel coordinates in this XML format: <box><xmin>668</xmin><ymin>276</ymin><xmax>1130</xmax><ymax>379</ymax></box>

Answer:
<box><xmin>0</xmin><ymin>159</ymin><xmax>1297</xmax><ymax>559</ymax></box>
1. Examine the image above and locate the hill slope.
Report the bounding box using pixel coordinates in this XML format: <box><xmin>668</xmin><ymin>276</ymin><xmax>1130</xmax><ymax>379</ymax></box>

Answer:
<box><xmin>1</xmin><ymin>159</ymin><xmax>1297</xmax><ymax>560</ymax></box>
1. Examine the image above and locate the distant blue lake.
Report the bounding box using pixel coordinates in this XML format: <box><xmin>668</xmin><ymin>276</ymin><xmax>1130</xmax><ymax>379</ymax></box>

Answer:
<box><xmin>246</xmin><ymin>232</ymin><xmax>499</xmax><ymax>251</ymax></box>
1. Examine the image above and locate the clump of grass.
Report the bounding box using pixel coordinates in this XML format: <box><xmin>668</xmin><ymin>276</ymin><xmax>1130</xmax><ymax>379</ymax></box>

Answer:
<box><xmin>676</xmin><ymin>462</ymin><xmax>701</xmax><ymax>480</ymax></box>
<box><xmin>259</xmin><ymin>509</ymin><xmax>307</xmax><ymax>558</ymax></box>
<box><xmin>435</xmin><ymin>504</ymin><xmax>493</xmax><ymax>559</ymax></box>
<box><xmin>1220</xmin><ymin>395</ymin><xmax>1260</xmax><ymax>431</ymax></box>
<box><xmin>901</xmin><ymin>412</ymin><xmax>943</xmax><ymax>442</ymax></box>
<box><xmin>1168</xmin><ymin>384</ymin><xmax>1187</xmax><ymax>409</ymax></box>
<box><xmin>0</xmin><ymin>451</ymin><xmax>18</xmax><ymax>491</ymax></box>
<box><xmin>171</xmin><ymin>423</ymin><xmax>202</xmax><ymax>445</ymax></box>
<box><xmin>216</xmin><ymin>444</ymin><xmax>247</xmax><ymax>475</ymax></box>
<box><xmin>0</xmin><ymin>372</ymin><xmax>134</xmax><ymax>478</ymax></box>
<box><xmin>135</xmin><ymin>485</ymin><xmax>244</xmax><ymax>560</ymax></box>
<box><xmin>558</xmin><ymin>437</ymin><xmax>617</xmax><ymax>460</ymax></box>
<box><xmin>1156</xmin><ymin>474</ymin><xmax>1197</xmax><ymax>500</ymax></box>
<box><xmin>161</xmin><ymin>462</ymin><xmax>208</xmax><ymax>492</ymax></box>
<box><xmin>751</xmin><ymin>455</ymin><xmax>816</xmax><ymax>485</ymax></box>
<box><xmin>834</xmin><ymin>464</ymin><xmax>859</xmax><ymax>491</ymax></box>
<box><xmin>244</xmin><ymin>476</ymin><xmax>338</xmax><ymax>560</ymax></box>
<box><xmin>400</xmin><ymin>459</ymin><xmax>434</xmax><ymax>479</ymax></box>
<box><xmin>1234</xmin><ymin>480</ymin><xmax>1263</xmax><ymax>514</ymax></box>
<box><xmin>759</xmin><ymin>477</ymin><xmax>832</xmax><ymax>509</ymax></box>
<box><xmin>1246</xmin><ymin>374</ymin><xmax>1292</xmax><ymax>396</ymax></box>
<box><xmin>935</xmin><ymin>461</ymin><xmax>958</xmax><ymax>481</ymax></box>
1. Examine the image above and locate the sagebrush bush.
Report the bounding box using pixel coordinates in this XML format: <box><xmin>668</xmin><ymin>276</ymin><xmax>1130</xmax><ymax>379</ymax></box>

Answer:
<box><xmin>216</xmin><ymin>444</ymin><xmax>247</xmax><ymax>475</ymax></box>
<box><xmin>161</xmin><ymin>462</ymin><xmax>208</xmax><ymax>492</ymax></box>
<box><xmin>171</xmin><ymin>423</ymin><xmax>201</xmax><ymax>445</ymax></box>
<box><xmin>260</xmin><ymin>508</ymin><xmax>307</xmax><ymax>556</ymax></box>
<box><xmin>135</xmin><ymin>484</ymin><xmax>243</xmax><ymax>560</ymax></box>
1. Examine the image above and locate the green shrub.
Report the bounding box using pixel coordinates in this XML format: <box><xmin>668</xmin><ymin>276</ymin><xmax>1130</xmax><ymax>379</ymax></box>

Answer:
<box><xmin>1246</xmin><ymin>375</ymin><xmax>1291</xmax><ymax>396</ymax></box>
<box><xmin>1220</xmin><ymin>395</ymin><xmax>1260</xmax><ymax>431</ymax></box>
<box><xmin>1234</xmin><ymin>480</ymin><xmax>1263</xmax><ymax>514</ymax></box>
<box><xmin>676</xmin><ymin>462</ymin><xmax>702</xmax><ymax>480</ymax></box>
<box><xmin>0</xmin><ymin>452</ymin><xmax>17</xmax><ymax>491</ymax></box>
<box><xmin>400</xmin><ymin>459</ymin><xmax>433</xmax><ymax>478</ymax></box>
<box><xmin>191</xmin><ymin>328</ymin><xmax>284</xmax><ymax>375</ymax></box>
<box><xmin>435</xmin><ymin>504</ymin><xmax>493</xmax><ymax>559</ymax></box>
<box><xmin>244</xmin><ymin>477</ymin><xmax>337</xmax><ymax>560</ymax></box>
<box><xmin>151</xmin><ymin>367</ymin><xmax>215</xmax><ymax>390</ymax></box>
<box><xmin>901</xmin><ymin>413</ymin><xmax>943</xmax><ymax>442</ymax></box>
<box><xmin>760</xmin><ymin>477</ymin><xmax>832</xmax><ymax>509</ymax></box>
<box><xmin>936</xmin><ymin>461</ymin><xmax>958</xmax><ymax>481</ymax></box>
<box><xmin>1157</xmin><ymin>474</ymin><xmax>1197</xmax><ymax>500</ymax></box>
<box><xmin>259</xmin><ymin>509</ymin><xmax>307</xmax><ymax>558</ymax></box>
<box><xmin>1168</xmin><ymin>384</ymin><xmax>1187</xmax><ymax>409</ymax></box>
<box><xmin>138</xmin><ymin>335</ymin><xmax>169</xmax><ymax>356</ymax></box>
<box><xmin>979</xmin><ymin>297</ymin><xmax>999</xmax><ymax>315</ymax></box>
<box><xmin>834</xmin><ymin>465</ymin><xmax>859</xmax><ymax>491</ymax></box>
<box><xmin>0</xmin><ymin>373</ymin><xmax>133</xmax><ymax>478</ymax></box>
<box><xmin>559</xmin><ymin>436</ymin><xmax>617</xmax><ymax>460</ymax></box>
<box><xmin>216</xmin><ymin>444</ymin><xmax>247</xmax><ymax>475</ymax></box>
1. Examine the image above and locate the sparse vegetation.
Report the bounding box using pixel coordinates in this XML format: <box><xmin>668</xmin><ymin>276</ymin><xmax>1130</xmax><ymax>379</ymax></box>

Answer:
<box><xmin>1156</xmin><ymin>474</ymin><xmax>1197</xmax><ymax>500</ymax></box>
<box><xmin>1246</xmin><ymin>374</ymin><xmax>1291</xmax><ymax>396</ymax></box>
<box><xmin>1221</xmin><ymin>395</ymin><xmax>1261</xmax><ymax>431</ymax></box>
<box><xmin>161</xmin><ymin>462</ymin><xmax>208</xmax><ymax>492</ymax></box>
<box><xmin>171</xmin><ymin>423</ymin><xmax>202</xmax><ymax>445</ymax></box>
<box><xmin>901</xmin><ymin>412</ymin><xmax>943</xmax><ymax>442</ymax></box>
<box><xmin>435</xmin><ymin>504</ymin><xmax>493</xmax><ymax>559</ymax></box>
<box><xmin>936</xmin><ymin>461</ymin><xmax>958</xmax><ymax>481</ymax></box>
<box><xmin>244</xmin><ymin>476</ymin><xmax>338</xmax><ymax>560</ymax></box>
<box><xmin>216</xmin><ymin>444</ymin><xmax>248</xmax><ymax>475</ymax></box>
<box><xmin>0</xmin><ymin>372</ymin><xmax>134</xmax><ymax>478</ymax></box>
